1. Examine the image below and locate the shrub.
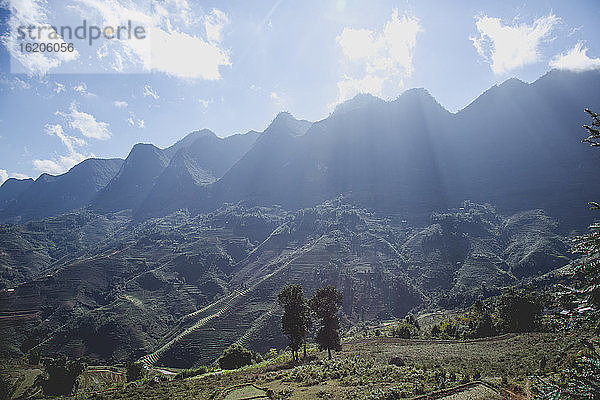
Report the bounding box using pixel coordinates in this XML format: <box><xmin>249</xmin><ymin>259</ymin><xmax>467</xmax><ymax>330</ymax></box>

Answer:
<box><xmin>266</xmin><ymin>348</ymin><xmax>279</xmax><ymax>360</ymax></box>
<box><xmin>391</xmin><ymin>321</ymin><xmax>417</xmax><ymax>339</ymax></box>
<box><xmin>217</xmin><ymin>344</ymin><xmax>261</xmax><ymax>370</ymax></box>
<box><xmin>174</xmin><ymin>366</ymin><xmax>211</xmax><ymax>380</ymax></box>
<box><xmin>388</xmin><ymin>357</ymin><xmax>405</xmax><ymax>367</ymax></box>
<box><xmin>38</xmin><ymin>356</ymin><xmax>87</xmax><ymax>396</ymax></box>
<box><xmin>496</xmin><ymin>289</ymin><xmax>545</xmax><ymax>332</ymax></box>
<box><xmin>125</xmin><ymin>361</ymin><xmax>146</xmax><ymax>382</ymax></box>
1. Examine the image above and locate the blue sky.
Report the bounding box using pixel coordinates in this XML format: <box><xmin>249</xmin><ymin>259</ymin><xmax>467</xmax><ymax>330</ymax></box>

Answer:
<box><xmin>1</xmin><ymin>0</ymin><xmax>600</xmax><ymax>182</ymax></box>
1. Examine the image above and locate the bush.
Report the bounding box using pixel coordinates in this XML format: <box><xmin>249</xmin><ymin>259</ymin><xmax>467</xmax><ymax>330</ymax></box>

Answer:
<box><xmin>391</xmin><ymin>321</ymin><xmax>417</xmax><ymax>339</ymax></box>
<box><xmin>265</xmin><ymin>348</ymin><xmax>279</xmax><ymax>360</ymax></box>
<box><xmin>496</xmin><ymin>289</ymin><xmax>545</xmax><ymax>332</ymax></box>
<box><xmin>125</xmin><ymin>361</ymin><xmax>146</xmax><ymax>382</ymax></box>
<box><xmin>217</xmin><ymin>344</ymin><xmax>261</xmax><ymax>370</ymax></box>
<box><xmin>388</xmin><ymin>357</ymin><xmax>405</xmax><ymax>367</ymax></box>
<box><xmin>38</xmin><ymin>356</ymin><xmax>87</xmax><ymax>396</ymax></box>
<box><xmin>174</xmin><ymin>366</ymin><xmax>211</xmax><ymax>380</ymax></box>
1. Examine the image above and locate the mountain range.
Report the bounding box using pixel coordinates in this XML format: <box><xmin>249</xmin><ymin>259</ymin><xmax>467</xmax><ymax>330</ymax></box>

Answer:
<box><xmin>1</xmin><ymin>69</ymin><xmax>599</xmax><ymax>367</ymax></box>
<box><xmin>1</xmin><ymin>69</ymin><xmax>599</xmax><ymax>229</ymax></box>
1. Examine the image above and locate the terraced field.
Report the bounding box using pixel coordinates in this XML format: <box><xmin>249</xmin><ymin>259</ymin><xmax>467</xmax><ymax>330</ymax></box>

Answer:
<box><xmin>1</xmin><ymin>201</ymin><xmax>574</xmax><ymax>370</ymax></box>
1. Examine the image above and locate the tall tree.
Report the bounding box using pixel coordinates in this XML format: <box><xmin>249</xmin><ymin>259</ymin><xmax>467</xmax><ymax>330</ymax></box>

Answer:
<box><xmin>573</xmin><ymin>109</ymin><xmax>600</xmax><ymax>307</ymax></box>
<box><xmin>278</xmin><ymin>284</ymin><xmax>311</xmax><ymax>362</ymax></box>
<box><xmin>309</xmin><ymin>285</ymin><xmax>343</xmax><ymax>359</ymax></box>
<box><xmin>37</xmin><ymin>357</ymin><xmax>86</xmax><ymax>396</ymax></box>
<box><xmin>496</xmin><ymin>288</ymin><xmax>544</xmax><ymax>332</ymax></box>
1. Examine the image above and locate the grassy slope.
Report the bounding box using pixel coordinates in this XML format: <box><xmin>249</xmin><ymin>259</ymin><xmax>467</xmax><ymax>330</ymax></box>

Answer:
<box><xmin>62</xmin><ymin>331</ymin><xmax>583</xmax><ymax>400</ymax></box>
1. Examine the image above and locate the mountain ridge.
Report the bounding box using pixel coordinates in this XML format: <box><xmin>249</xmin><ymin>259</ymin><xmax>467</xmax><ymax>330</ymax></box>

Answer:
<box><xmin>1</xmin><ymin>70</ymin><xmax>599</xmax><ymax>228</ymax></box>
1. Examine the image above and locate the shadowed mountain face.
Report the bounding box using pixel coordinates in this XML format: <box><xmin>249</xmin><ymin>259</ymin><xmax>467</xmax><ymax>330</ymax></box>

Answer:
<box><xmin>92</xmin><ymin>144</ymin><xmax>171</xmax><ymax>213</ymax></box>
<box><xmin>0</xmin><ymin>178</ymin><xmax>34</xmax><ymax>208</ymax></box>
<box><xmin>215</xmin><ymin>71</ymin><xmax>600</xmax><ymax>229</ymax></box>
<box><xmin>445</xmin><ymin>70</ymin><xmax>600</xmax><ymax>228</ymax></box>
<box><xmin>0</xmin><ymin>159</ymin><xmax>123</xmax><ymax>223</ymax></box>
<box><xmin>1</xmin><ymin>70</ymin><xmax>599</xmax><ymax>227</ymax></box>
<box><xmin>136</xmin><ymin>129</ymin><xmax>260</xmax><ymax>218</ymax></box>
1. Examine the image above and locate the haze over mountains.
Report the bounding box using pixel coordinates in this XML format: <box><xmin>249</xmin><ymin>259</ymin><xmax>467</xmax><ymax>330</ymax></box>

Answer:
<box><xmin>1</xmin><ymin>69</ymin><xmax>599</xmax><ymax>229</ymax></box>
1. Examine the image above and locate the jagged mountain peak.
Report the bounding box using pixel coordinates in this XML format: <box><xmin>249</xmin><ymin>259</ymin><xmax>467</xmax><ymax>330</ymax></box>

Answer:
<box><xmin>497</xmin><ymin>77</ymin><xmax>527</xmax><ymax>88</ymax></box>
<box><xmin>164</xmin><ymin>129</ymin><xmax>218</xmax><ymax>158</ymax></box>
<box><xmin>262</xmin><ymin>111</ymin><xmax>312</xmax><ymax>138</ymax></box>
<box><xmin>125</xmin><ymin>143</ymin><xmax>169</xmax><ymax>167</ymax></box>
<box><xmin>392</xmin><ymin>87</ymin><xmax>450</xmax><ymax>115</ymax></box>
<box><xmin>332</xmin><ymin>93</ymin><xmax>386</xmax><ymax>116</ymax></box>
<box><xmin>0</xmin><ymin>177</ymin><xmax>33</xmax><ymax>188</ymax></box>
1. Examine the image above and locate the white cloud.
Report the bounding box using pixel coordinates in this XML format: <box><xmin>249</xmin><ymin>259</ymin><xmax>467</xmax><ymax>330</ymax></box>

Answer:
<box><xmin>56</xmin><ymin>104</ymin><xmax>112</xmax><ymax>140</ymax></box>
<box><xmin>149</xmin><ymin>27</ymin><xmax>231</xmax><ymax>79</ymax></box>
<box><xmin>336</xmin><ymin>75</ymin><xmax>385</xmax><ymax>104</ymax></box>
<box><xmin>204</xmin><ymin>8</ymin><xmax>229</xmax><ymax>43</ymax></box>
<box><xmin>127</xmin><ymin>112</ymin><xmax>145</xmax><ymax>128</ymax></box>
<box><xmin>72</xmin><ymin>82</ymin><xmax>94</xmax><ymax>96</ymax></box>
<box><xmin>44</xmin><ymin>123</ymin><xmax>87</xmax><ymax>153</ymax></box>
<box><xmin>1</xmin><ymin>0</ymin><xmax>79</xmax><ymax>75</ymax></box>
<box><xmin>143</xmin><ymin>84</ymin><xmax>159</xmax><ymax>100</ymax></box>
<box><xmin>68</xmin><ymin>108</ymin><xmax>111</xmax><ymax>140</ymax></box>
<box><xmin>0</xmin><ymin>169</ymin><xmax>30</xmax><ymax>184</ymax></box>
<box><xmin>32</xmin><ymin>123</ymin><xmax>91</xmax><ymax>175</ymax></box>
<box><xmin>32</xmin><ymin>159</ymin><xmax>72</xmax><ymax>175</ymax></box>
<box><xmin>334</xmin><ymin>10</ymin><xmax>421</xmax><ymax>104</ymax></box>
<box><xmin>113</xmin><ymin>100</ymin><xmax>128</xmax><ymax>108</ymax></box>
<box><xmin>54</xmin><ymin>82</ymin><xmax>66</xmax><ymax>94</ymax></box>
<box><xmin>471</xmin><ymin>14</ymin><xmax>559</xmax><ymax>74</ymax></box>
<box><xmin>9</xmin><ymin>77</ymin><xmax>31</xmax><ymax>90</ymax></box>
<box><xmin>71</xmin><ymin>0</ymin><xmax>231</xmax><ymax>79</ymax></box>
<box><xmin>11</xmin><ymin>172</ymin><xmax>30</xmax><ymax>180</ymax></box>
<box><xmin>270</xmin><ymin>92</ymin><xmax>280</xmax><ymax>100</ymax></box>
<box><xmin>549</xmin><ymin>42</ymin><xmax>600</xmax><ymax>72</ymax></box>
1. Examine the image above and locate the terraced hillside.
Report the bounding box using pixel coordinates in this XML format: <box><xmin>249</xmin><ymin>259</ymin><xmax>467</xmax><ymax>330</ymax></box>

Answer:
<box><xmin>0</xmin><ymin>200</ymin><xmax>572</xmax><ymax>367</ymax></box>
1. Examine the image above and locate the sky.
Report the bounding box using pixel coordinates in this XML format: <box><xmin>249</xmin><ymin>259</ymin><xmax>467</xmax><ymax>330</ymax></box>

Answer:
<box><xmin>0</xmin><ymin>0</ymin><xmax>600</xmax><ymax>183</ymax></box>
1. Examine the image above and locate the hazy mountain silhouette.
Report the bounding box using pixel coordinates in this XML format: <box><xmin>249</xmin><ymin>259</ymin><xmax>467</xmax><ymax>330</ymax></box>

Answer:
<box><xmin>92</xmin><ymin>144</ymin><xmax>170</xmax><ymax>213</ymax></box>
<box><xmin>1</xmin><ymin>69</ymin><xmax>599</xmax><ymax>228</ymax></box>
<box><xmin>0</xmin><ymin>159</ymin><xmax>123</xmax><ymax>222</ymax></box>
<box><xmin>0</xmin><ymin>178</ymin><xmax>34</xmax><ymax>208</ymax></box>
<box><xmin>213</xmin><ymin>72</ymin><xmax>600</xmax><ymax>228</ymax></box>
<box><xmin>136</xmin><ymin>129</ymin><xmax>259</xmax><ymax>217</ymax></box>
